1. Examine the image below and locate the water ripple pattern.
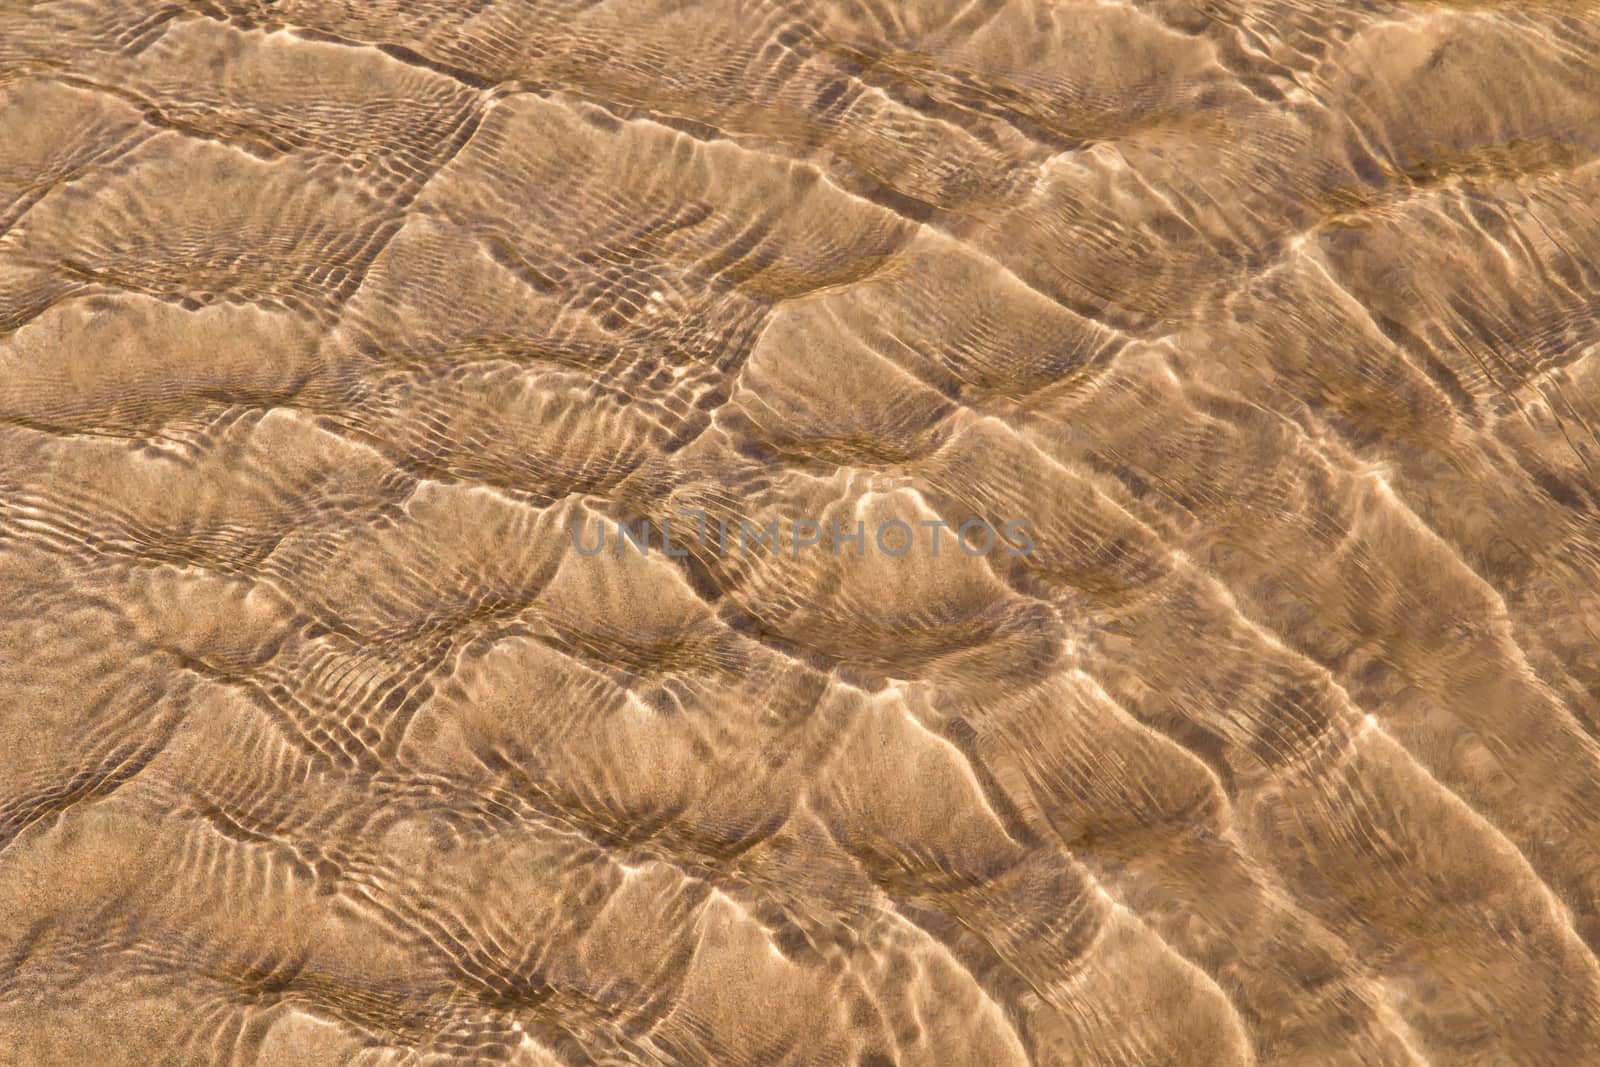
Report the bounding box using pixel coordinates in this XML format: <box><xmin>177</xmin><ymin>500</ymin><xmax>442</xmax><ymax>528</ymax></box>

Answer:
<box><xmin>3</xmin><ymin>1</ymin><xmax>1600</xmax><ymax>1064</ymax></box>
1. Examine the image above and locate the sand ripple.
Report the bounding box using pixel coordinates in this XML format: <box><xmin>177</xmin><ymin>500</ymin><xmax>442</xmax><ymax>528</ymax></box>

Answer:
<box><xmin>4</xmin><ymin>1</ymin><xmax>1600</xmax><ymax>1064</ymax></box>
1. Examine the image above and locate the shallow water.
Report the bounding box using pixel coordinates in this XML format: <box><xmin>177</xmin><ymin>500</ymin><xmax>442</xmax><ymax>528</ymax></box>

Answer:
<box><xmin>3</xmin><ymin>1</ymin><xmax>1600</xmax><ymax>1064</ymax></box>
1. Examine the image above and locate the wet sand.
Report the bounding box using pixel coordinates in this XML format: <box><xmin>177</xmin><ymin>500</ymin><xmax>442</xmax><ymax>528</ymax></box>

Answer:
<box><xmin>4</xmin><ymin>1</ymin><xmax>1600</xmax><ymax>1064</ymax></box>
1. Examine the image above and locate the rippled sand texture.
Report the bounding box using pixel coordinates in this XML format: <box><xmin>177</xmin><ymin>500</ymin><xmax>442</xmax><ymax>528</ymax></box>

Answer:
<box><xmin>5</xmin><ymin>1</ymin><xmax>1600</xmax><ymax>1064</ymax></box>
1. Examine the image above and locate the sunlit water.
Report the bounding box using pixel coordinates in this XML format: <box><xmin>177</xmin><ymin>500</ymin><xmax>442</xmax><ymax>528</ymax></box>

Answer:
<box><xmin>4</xmin><ymin>2</ymin><xmax>1600</xmax><ymax>1064</ymax></box>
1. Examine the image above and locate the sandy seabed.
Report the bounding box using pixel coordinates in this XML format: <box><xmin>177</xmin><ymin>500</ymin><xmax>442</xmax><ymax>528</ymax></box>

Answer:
<box><xmin>4</xmin><ymin>1</ymin><xmax>1600</xmax><ymax>1064</ymax></box>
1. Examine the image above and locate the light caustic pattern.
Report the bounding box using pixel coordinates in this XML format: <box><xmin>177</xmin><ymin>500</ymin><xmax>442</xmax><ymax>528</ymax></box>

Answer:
<box><xmin>2</xmin><ymin>1</ymin><xmax>1600</xmax><ymax>1065</ymax></box>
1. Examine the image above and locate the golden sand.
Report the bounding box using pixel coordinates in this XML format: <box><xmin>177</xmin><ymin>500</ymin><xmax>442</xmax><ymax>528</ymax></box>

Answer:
<box><xmin>3</xmin><ymin>1</ymin><xmax>1600</xmax><ymax>1063</ymax></box>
